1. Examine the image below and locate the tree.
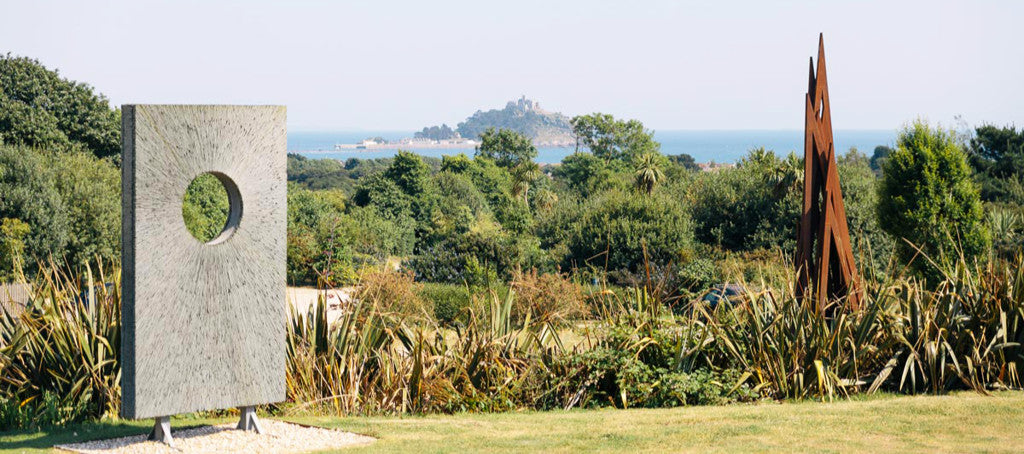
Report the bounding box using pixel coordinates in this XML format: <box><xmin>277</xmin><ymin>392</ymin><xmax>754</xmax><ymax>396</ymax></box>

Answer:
<box><xmin>384</xmin><ymin>150</ymin><xmax>431</xmax><ymax>197</ymax></box>
<box><xmin>667</xmin><ymin>153</ymin><xmax>700</xmax><ymax>171</ymax></box>
<box><xmin>0</xmin><ymin>54</ymin><xmax>120</xmax><ymax>160</ymax></box>
<box><xmin>0</xmin><ymin>145</ymin><xmax>69</xmax><ymax>269</ymax></box>
<box><xmin>182</xmin><ymin>173</ymin><xmax>230</xmax><ymax>243</ymax></box>
<box><xmin>967</xmin><ymin>124</ymin><xmax>1024</xmax><ymax>203</ymax></box>
<box><xmin>510</xmin><ymin>160</ymin><xmax>541</xmax><ymax>203</ymax></box>
<box><xmin>687</xmin><ymin>148</ymin><xmax>801</xmax><ymax>251</ymax></box>
<box><xmin>633</xmin><ymin>152</ymin><xmax>665</xmax><ymax>195</ymax></box>
<box><xmin>570</xmin><ymin>113</ymin><xmax>659</xmax><ymax>163</ymax></box>
<box><xmin>554</xmin><ymin>152</ymin><xmax>624</xmax><ymax>196</ymax></box>
<box><xmin>50</xmin><ymin>150</ymin><xmax>120</xmax><ymax>264</ymax></box>
<box><xmin>475</xmin><ymin>128</ymin><xmax>537</xmax><ymax>168</ymax></box>
<box><xmin>869</xmin><ymin>145</ymin><xmax>893</xmax><ymax>173</ymax></box>
<box><xmin>878</xmin><ymin>121</ymin><xmax>989</xmax><ymax>280</ymax></box>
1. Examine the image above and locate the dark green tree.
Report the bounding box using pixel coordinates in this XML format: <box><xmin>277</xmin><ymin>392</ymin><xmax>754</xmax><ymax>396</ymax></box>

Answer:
<box><xmin>878</xmin><ymin>121</ymin><xmax>989</xmax><ymax>280</ymax></box>
<box><xmin>0</xmin><ymin>54</ymin><xmax>120</xmax><ymax>160</ymax></box>
<box><xmin>384</xmin><ymin>150</ymin><xmax>431</xmax><ymax>197</ymax></box>
<box><xmin>554</xmin><ymin>152</ymin><xmax>625</xmax><ymax>196</ymax></box>
<box><xmin>570</xmin><ymin>113</ymin><xmax>659</xmax><ymax>163</ymax></box>
<box><xmin>967</xmin><ymin>124</ymin><xmax>1024</xmax><ymax>203</ymax></box>
<box><xmin>869</xmin><ymin>145</ymin><xmax>893</xmax><ymax>173</ymax></box>
<box><xmin>0</xmin><ymin>145</ymin><xmax>69</xmax><ymax>269</ymax></box>
<box><xmin>667</xmin><ymin>153</ymin><xmax>700</xmax><ymax>171</ymax></box>
<box><xmin>475</xmin><ymin>128</ymin><xmax>537</xmax><ymax>168</ymax></box>
<box><xmin>559</xmin><ymin>189</ymin><xmax>692</xmax><ymax>274</ymax></box>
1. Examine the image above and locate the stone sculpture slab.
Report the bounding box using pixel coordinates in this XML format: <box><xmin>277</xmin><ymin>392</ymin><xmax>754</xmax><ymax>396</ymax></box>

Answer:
<box><xmin>121</xmin><ymin>105</ymin><xmax>287</xmax><ymax>419</ymax></box>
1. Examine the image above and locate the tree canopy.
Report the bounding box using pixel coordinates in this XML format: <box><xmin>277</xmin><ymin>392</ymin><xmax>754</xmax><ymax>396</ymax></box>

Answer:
<box><xmin>476</xmin><ymin>128</ymin><xmax>538</xmax><ymax>168</ymax></box>
<box><xmin>0</xmin><ymin>54</ymin><xmax>120</xmax><ymax>160</ymax></box>
<box><xmin>571</xmin><ymin>113</ymin><xmax>659</xmax><ymax>163</ymax></box>
<box><xmin>878</xmin><ymin>121</ymin><xmax>989</xmax><ymax>280</ymax></box>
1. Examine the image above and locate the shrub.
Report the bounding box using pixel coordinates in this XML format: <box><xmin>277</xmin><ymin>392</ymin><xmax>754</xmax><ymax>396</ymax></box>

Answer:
<box><xmin>416</xmin><ymin>283</ymin><xmax>472</xmax><ymax>326</ymax></box>
<box><xmin>686</xmin><ymin>148</ymin><xmax>801</xmax><ymax>252</ymax></box>
<box><xmin>677</xmin><ymin>257</ymin><xmax>720</xmax><ymax>298</ymax></box>
<box><xmin>0</xmin><ymin>264</ymin><xmax>120</xmax><ymax>430</ymax></box>
<box><xmin>878</xmin><ymin>121</ymin><xmax>989</xmax><ymax>281</ymax></box>
<box><xmin>560</xmin><ymin>189</ymin><xmax>693</xmax><ymax>274</ymax></box>
<box><xmin>510</xmin><ymin>269</ymin><xmax>586</xmax><ymax>325</ymax></box>
<box><xmin>353</xmin><ymin>268</ymin><xmax>431</xmax><ymax>320</ymax></box>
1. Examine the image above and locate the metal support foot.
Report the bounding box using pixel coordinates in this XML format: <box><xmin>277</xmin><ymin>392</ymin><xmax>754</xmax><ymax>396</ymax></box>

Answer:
<box><xmin>149</xmin><ymin>416</ymin><xmax>173</xmax><ymax>446</ymax></box>
<box><xmin>237</xmin><ymin>406</ymin><xmax>264</xmax><ymax>434</ymax></box>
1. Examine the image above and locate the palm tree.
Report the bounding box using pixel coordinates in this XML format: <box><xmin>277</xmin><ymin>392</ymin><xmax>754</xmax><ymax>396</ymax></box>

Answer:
<box><xmin>535</xmin><ymin>189</ymin><xmax>559</xmax><ymax>212</ymax></box>
<box><xmin>633</xmin><ymin>153</ymin><xmax>665</xmax><ymax>195</ymax></box>
<box><xmin>511</xmin><ymin>160</ymin><xmax>541</xmax><ymax>204</ymax></box>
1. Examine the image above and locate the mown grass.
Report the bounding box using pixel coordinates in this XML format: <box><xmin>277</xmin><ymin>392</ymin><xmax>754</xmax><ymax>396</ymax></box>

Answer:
<box><xmin>3</xmin><ymin>392</ymin><xmax>1022</xmax><ymax>453</ymax></box>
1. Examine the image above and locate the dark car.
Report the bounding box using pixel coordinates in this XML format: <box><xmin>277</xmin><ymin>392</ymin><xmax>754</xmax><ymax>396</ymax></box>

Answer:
<box><xmin>700</xmin><ymin>284</ymin><xmax>747</xmax><ymax>310</ymax></box>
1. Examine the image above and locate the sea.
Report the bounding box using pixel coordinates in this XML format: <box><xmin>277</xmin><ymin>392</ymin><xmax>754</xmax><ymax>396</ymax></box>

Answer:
<box><xmin>289</xmin><ymin>130</ymin><xmax>897</xmax><ymax>164</ymax></box>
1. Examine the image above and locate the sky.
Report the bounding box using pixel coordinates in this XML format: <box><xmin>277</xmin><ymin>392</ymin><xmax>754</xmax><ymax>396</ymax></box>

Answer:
<box><xmin>1</xmin><ymin>0</ymin><xmax>1022</xmax><ymax>132</ymax></box>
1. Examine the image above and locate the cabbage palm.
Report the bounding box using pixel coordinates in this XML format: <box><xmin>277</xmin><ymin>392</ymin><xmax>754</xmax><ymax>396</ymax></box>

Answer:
<box><xmin>633</xmin><ymin>153</ymin><xmax>665</xmax><ymax>195</ymax></box>
<box><xmin>511</xmin><ymin>161</ymin><xmax>541</xmax><ymax>203</ymax></box>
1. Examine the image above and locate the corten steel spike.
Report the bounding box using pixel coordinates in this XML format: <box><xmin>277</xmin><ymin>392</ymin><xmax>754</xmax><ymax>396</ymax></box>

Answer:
<box><xmin>795</xmin><ymin>34</ymin><xmax>862</xmax><ymax>312</ymax></box>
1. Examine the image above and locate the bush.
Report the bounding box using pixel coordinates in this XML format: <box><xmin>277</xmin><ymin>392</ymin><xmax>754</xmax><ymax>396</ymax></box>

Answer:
<box><xmin>416</xmin><ymin>283</ymin><xmax>472</xmax><ymax>326</ymax></box>
<box><xmin>878</xmin><ymin>121</ymin><xmax>989</xmax><ymax>281</ymax></box>
<box><xmin>0</xmin><ymin>264</ymin><xmax>120</xmax><ymax>430</ymax></box>
<box><xmin>559</xmin><ymin>189</ymin><xmax>693</xmax><ymax>275</ymax></box>
<box><xmin>353</xmin><ymin>268</ymin><xmax>431</xmax><ymax>320</ymax></box>
<box><xmin>511</xmin><ymin>269</ymin><xmax>586</xmax><ymax>325</ymax></box>
<box><xmin>686</xmin><ymin>148</ymin><xmax>801</xmax><ymax>252</ymax></box>
<box><xmin>0</xmin><ymin>146</ymin><xmax>120</xmax><ymax>272</ymax></box>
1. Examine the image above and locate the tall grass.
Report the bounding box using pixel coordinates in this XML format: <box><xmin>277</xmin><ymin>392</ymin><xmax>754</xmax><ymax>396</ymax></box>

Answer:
<box><xmin>1</xmin><ymin>257</ymin><xmax>1022</xmax><ymax>428</ymax></box>
<box><xmin>0</xmin><ymin>261</ymin><xmax>120</xmax><ymax>428</ymax></box>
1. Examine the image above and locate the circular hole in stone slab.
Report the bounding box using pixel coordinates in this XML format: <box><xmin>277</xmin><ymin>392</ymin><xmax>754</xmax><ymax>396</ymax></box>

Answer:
<box><xmin>182</xmin><ymin>172</ymin><xmax>242</xmax><ymax>245</ymax></box>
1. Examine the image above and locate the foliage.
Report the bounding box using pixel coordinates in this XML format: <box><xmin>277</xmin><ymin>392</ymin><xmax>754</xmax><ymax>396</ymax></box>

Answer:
<box><xmin>633</xmin><ymin>152</ymin><xmax>666</xmax><ymax>195</ymax></box>
<box><xmin>0</xmin><ymin>146</ymin><xmax>120</xmax><ymax>271</ymax></box>
<box><xmin>181</xmin><ymin>173</ymin><xmax>229</xmax><ymax>243</ymax></box>
<box><xmin>553</xmin><ymin>152</ymin><xmax>626</xmax><ymax>197</ymax></box>
<box><xmin>570</xmin><ymin>113</ymin><xmax>659</xmax><ymax>163</ymax></box>
<box><xmin>967</xmin><ymin>124</ymin><xmax>1024</xmax><ymax>204</ymax></box>
<box><xmin>475</xmin><ymin>128</ymin><xmax>537</xmax><ymax>168</ymax></box>
<box><xmin>837</xmin><ymin>148</ymin><xmax>890</xmax><ymax>276</ymax></box>
<box><xmin>416</xmin><ymin>283</ymin><xmax>472</xmax><ymax>326</ymax></box>
<box><xmin>0</xmin><ymin>54</ymin><xmax>120</xmax><ymax>160</ymax></box>
<box><xmin>353</xmin><ymin>268</ymin><xmax>431</xmax><ymax>320</ymax></box>
<box><xmin>384</xmin><ymin>150</ymin><xmax>431</xmax><ymax>198</ymax></box>
<box><xmin>286</xmin><ymin>184</ymin><xmax>355</xmax><ymax>286</ymax></box>
<box><xmin>870</xmin><ymin>145</ymin><xmax>893</xmax><ymax>173</ymax></box>
<box><xmin>555</xmin><ymin>189</ymin><xmax>693</xmax><ymax>275</ymax></box>
<box><xmin>878</xmin><ymin>121</ymin><xmax>989</xmax><ymax>281</ymax></box>
<box><xmin>667</xmin><ymin>153</ymin><xmax>700</xmax><ymax>172</ymax></box>
<box><xmin>686</xmin><ymin>148</ymin><xmax>802</xmax><ymax>251</ymax></box>
<box><xmin>0</xmin><ymin>263</ymin><xmax>120</xmax><ymax>429</ymax></box>
<box><xmin>510</xmin><ymin>269</ymin><xmax>586</xmax><ymax>325</ymax></box>
<box><xmin>0</xmin><ymin>218</ymin><xmax>30</xmax><ymax>280</ymax></box>
<box><xmin>415</xmin><ymin>123</ymin><xmax>457</xmax><ymax>140</ymax></box>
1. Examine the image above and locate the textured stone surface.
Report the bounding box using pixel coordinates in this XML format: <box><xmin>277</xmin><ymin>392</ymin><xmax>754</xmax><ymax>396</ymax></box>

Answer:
<box><xmin>121</xmin><ymin>105</ymin><xmax>287</xmax><ymax>419</ymax></box>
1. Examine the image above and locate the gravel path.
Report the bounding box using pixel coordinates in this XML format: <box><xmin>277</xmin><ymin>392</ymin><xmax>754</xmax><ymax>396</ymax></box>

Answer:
<box><xmin>55</xmin><ymin>420</ymin><xmax>374</xmax><ymax>453</ymax></box>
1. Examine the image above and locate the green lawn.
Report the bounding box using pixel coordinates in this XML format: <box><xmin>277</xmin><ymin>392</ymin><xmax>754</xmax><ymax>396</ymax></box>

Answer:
<box><xmin>3</xmin><ymin>392</ymin><xmax>1023</xmax><ymax>453</ymax></box>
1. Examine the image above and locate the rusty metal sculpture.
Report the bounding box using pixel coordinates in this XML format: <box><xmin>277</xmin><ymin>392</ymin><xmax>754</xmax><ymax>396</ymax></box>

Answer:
<box><xmin>796</xmin><ymin>35</ymin><xmax>862</xmax><ymax>312</ymax></box>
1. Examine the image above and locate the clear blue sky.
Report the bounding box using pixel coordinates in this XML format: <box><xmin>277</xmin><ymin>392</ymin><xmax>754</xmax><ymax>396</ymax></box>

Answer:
<box><xmin>2</xmin><ymin>0</ymin><xmax>1021</xmax><ymax>131</ymax></box>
